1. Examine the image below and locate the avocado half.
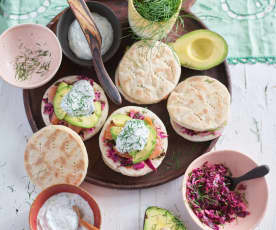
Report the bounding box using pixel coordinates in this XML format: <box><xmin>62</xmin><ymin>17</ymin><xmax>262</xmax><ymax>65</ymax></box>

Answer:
<box><xmin>171</xmin><ymin>29</ymin><xmax>228</xmax><ymax>70</ymax></box>
<box><xmin>143</xmin><ymin>207</ymin><xmax>186</xmax><ymax>230</ymax></box>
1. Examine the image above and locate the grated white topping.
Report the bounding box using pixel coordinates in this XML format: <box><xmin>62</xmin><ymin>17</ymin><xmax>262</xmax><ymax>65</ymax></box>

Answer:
<box><xmin>61</xmin><ymin>80</ymin><xmax>95</xmax><ymax>117</ymax></box>
<box><xmin>116</xmin><ymin>119</ymin><xmax>149</xmax><ymax>154</ymax></box>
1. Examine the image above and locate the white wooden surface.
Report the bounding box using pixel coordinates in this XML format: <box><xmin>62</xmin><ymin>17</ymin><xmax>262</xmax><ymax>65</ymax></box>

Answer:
<box><xmin>0</xmin><ymin>64</ymin><xmax>275</xmax><ymax>230</ymax></box>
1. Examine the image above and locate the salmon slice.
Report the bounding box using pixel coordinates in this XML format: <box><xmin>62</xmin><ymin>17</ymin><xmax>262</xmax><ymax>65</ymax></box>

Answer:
<box><xmin>104</xmin><ymin>124</ymin><xmax>114</xmax><ymax>140</ymax></box>
<box><xmin>149</xmin><ymin>135</ymin><xmax>162</xmax><ymax>160</ymax></box>
<box><xmin>50</xmin><ymin>113</ymin><xmax>60</xmax><ymax>125</ymax></box>
<box><xmin>144</xmin><ymin>116</ymin><xmax>153</xmax><ymax>126</ymax></box>
<box><xmin>48</xmin><ymin>86</ymin><xmax>57</xmax><ymax>103</ymax></box>
<box><xmin>68</xmin><ymin>124</ymin><xmax>82</xmax><ymax>134</ymax></box>
<box><xmin>114</xmin><ymin>147</ymin><xmax>132</xmax><ymax>159</ymax></box>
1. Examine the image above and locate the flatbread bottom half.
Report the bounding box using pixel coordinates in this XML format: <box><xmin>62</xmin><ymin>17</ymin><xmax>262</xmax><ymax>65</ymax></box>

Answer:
<box><xmin>99</xmin><ymin>106</ymin><xmax>168</xmax><ymax>177</ymax></box>
<box><xmin>41</xmin><ymin>75</ymin><xmax>109</xmax><ymax>141</ymax></box>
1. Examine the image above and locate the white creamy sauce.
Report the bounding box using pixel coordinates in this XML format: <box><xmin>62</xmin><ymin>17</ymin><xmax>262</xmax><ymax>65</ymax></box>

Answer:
<box><xmin>116</xmin><ymin>119</ymin><xmax>149</xmax><ymax>153</ymax></box>
<box><xmin>61</xmin><ymin>80</ymin><xmax>95</xmax><ymax>117</ymax></box>
<box><xmin>68</xmin><ymin>13</ymin><xmax>114</xmax><ymax>60</ymax></box>
<box><xmin>37</xmin><ymin>192</ymin><xmax>94</xmax><ymax>230</ymax></box>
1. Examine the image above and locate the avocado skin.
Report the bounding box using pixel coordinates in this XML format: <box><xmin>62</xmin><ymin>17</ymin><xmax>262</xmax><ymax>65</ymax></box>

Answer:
<box><xmin>144</xmin><ymin>206</ymin><xmax>186</xmax><ymax>230</ymax></box>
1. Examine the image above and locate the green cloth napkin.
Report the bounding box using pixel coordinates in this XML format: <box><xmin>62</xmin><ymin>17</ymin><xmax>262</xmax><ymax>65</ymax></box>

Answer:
<box><xmin>191</xmin><ymin>0</ymin><xmax>276</xmax><ymax>64</ymax></box>
<box><xmin>0</xmin><ymin>0</ymin><xmax>68</xmax><ymax>33</ymax></box>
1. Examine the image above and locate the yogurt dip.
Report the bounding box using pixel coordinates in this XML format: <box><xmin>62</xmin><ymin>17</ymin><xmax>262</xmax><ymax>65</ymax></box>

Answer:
<box><xmin>116</xmin><ymin>119</ymin><xmax>149</xmax><ymax>153</ymax></box>
<box><xmin>61</xmin><ymin>80</ymin><xmax>95</xmax><ymax>117</ymax></box>
<box><xmin>68</xmin><ymin>12</ymin><xmax>114</xmax><ymax>60</ymax></box>
<box><xmin>37</xmin><ymin>192</ymin><xmax>94</xmax><ymax>230</ymax></box>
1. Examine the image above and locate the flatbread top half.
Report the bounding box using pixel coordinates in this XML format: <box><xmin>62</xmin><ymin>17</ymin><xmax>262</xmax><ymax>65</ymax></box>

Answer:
<box><xmin>117</xmin><ymin>40</ymin><xmax>181</xmax><ymax>104</ymax></box>
<box><xmin>167</xmin><ymin>76</ymin><xmax>230</xmax><ymax>131</ymax></box>
<box><xmin>24</xmin><ymin>125</ymin><xmax>88</xmax><ymax>189</ymax></box>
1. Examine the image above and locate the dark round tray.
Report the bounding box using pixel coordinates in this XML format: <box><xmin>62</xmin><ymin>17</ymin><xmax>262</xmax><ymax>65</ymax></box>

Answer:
<box><xmin>23</xmin><ymin>0</ymin><xmax>231</xmax><ymax>189</ymax></box>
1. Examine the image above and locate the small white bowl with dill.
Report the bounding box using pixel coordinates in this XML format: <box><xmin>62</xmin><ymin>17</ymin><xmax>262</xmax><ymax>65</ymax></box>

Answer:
<box><xmin>0</xmin><ymin>23</ymin><xmax>62</xmax><ymax>89</ymax></box>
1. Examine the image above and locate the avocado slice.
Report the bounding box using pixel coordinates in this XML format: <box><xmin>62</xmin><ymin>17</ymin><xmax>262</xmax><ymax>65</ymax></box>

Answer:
<box><xmin>64</xmin><ymin>113</ymin><xmax>99</xmax><ymax>129</ymax></box>
<box><xmin>111</xmin><ymin>114</ymin><xmax>132</xmax><ymax>126</ymax></box>
<box><xmin>53</xmin><ymin>85</ymin><xmax>71</xmax><ymax>120</ymax></box>
<box><xmin>130</xmin><ymin>125</ymin><xmax>156</xmax><ymax>164</ymax></box>
<box><xmin>110</xmin><ymin>126</ymin><xmax>123</xmax><ymax>140</ymax></box>
<box><xmin>57</xmin><ymin>82</ymin><xmax>68</xmax><ymax>92</ymax></box>
<box><xmin>94</xmin><ymin>101</ymin><xmax>102</xmax><ymax>117</ymax></box>
<box><xmin>64</xmin><ymin>101</ymin><xmax>101</xmax><ymax>128</ymax></box>
<box><xmin>171</xmin><ymin>29</ymin><xmax>228</xmax><ymax>70</ymax></box>
<box><xmin>144</xmin><ymin>207</ymin><xmax>186</xmax><ymax>230</ymax></box>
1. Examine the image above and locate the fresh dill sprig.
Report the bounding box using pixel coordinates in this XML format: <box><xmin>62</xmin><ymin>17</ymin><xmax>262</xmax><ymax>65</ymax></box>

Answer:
<box><xmin>14</xmin><ymin>43</ymin><xmax>51</xmax><ymax>81</ymax></box>
<box><xmin>134</xmin><ymin>0</ymin><xmax>182</xmax><ymax>22</ymax></box>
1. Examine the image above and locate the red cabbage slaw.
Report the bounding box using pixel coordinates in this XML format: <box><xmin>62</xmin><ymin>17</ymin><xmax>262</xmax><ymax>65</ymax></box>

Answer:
<box><xmin>186</xmin><ymin>162</ymin><xmax>249</xmax><ymax>230</ymax></box>
<box><xmin>104</xmin><ymin>110</ymin><xmax>168</xmax><ymax>171</ymax></box>
<box><xmin>174</xmin><ymin>122</ymin><xmax>221</xmax><ymax>137</ymax></box>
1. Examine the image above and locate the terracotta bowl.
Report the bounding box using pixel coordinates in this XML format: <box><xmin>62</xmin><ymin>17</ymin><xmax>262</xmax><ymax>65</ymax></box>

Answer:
<box><xmin>29</xmin><ymin>184</ymin><xmax>101</xmax><ymax>230</ymax></box>
<box><xmin>183</xmin><ymin>150</ymin><xmax>268</xmax><ymax>230</ymax></box>
<box><xmin>0</xmin><ymin>24</ymin><xmax>62</xmax><ymax>89</ymax></box>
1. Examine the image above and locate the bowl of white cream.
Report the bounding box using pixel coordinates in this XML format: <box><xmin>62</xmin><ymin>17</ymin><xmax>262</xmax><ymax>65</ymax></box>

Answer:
<box><xmin>56</xmin><ymin>1</ymin><xmax>121</xmax><ymax>67</ymax></box>
<box><xmin>29</xmin><ymin>184</ymin><xmax>101</xmax><ymax>230</ymax></box>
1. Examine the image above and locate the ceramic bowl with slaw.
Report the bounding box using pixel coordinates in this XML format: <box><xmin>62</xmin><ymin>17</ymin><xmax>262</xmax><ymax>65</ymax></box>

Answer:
<box><xmin>183</xmin><ymin>150</ymin><xmax>268</xmax><ymax>230</ymax></box>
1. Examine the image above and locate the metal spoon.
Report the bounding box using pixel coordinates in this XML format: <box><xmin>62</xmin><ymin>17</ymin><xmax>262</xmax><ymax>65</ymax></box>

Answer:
<box><xmin>67</xmin><ymin>0</ymin><xmax>122</xmax><ymax>105</ymax></box>
<box><xmin>226</xmin><ymin>165</ymin><xmax>269</xmax><ymax>191</ymax></box>
<box><xmin>73</xmin><ymin>205</ymin><xmax>99</xmax><ymax>230</ymax></box>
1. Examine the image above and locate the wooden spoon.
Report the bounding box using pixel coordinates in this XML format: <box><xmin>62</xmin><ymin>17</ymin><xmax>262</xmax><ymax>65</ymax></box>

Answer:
<box><xmin>73</xmin><ymin>205</ymin><xmax>99</xmax><ymax>230</ymax></box>
<box><xmin>67</xmin><ymin>0</ymin><xmax>122</xmax><ymax>105</ymax></box>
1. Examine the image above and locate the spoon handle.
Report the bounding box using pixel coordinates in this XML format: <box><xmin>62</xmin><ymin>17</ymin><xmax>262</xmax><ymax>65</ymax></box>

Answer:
<box><xmin>67</xmin><ymin>0</ymin><xmax>122</xmax><ymax>105</ymax></box>
<box><xmin>235</xmin><ymin>165</ymin><xmax>269</xmax><ymax>184</ymax></box>
<box><xmin>79</xmin><ymin>218</ymin><xmax>100</xmax><ymax>230</ymax></box>
<box><xmin>91</xmin><ymin>43</ymin><xmax>122</xmax><ymax>105</ymax></box>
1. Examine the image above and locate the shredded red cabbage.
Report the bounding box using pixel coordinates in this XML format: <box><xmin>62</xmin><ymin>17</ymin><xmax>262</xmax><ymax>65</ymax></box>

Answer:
<box><xmin>87</xmin><ymin>127</ymin><xmax>95</xmax><ymax>133</ymax></box>
<box><xmin>129</xmin><ymin>111</ymin><xmax>145</xmax><ymax>120</ymax></box>
<box><xmin>105</xmin><ymin>140</ymin><xmax>148</xmax><ymax>170</ymax></box>
<box><xmin>175</xmin><ymin>122</ymin><xmax>220</xmax><ymax>137</ymax></box>
<box><xmin>107</xmin><ymin>147</ymin><xmax>120</xmax><ymax>163</ymax></box>
<box><xmin>145</xmin><ymin>159</ymin><xmax>156</xmax><ymax>172</ymax></box>
<box><xmin>43</xmin><ymin>99</ymin><xmax>54</xmax><ymax>116</ymax></box>
<box><xmin>133</xmin><ymin>162</ymin><xmax>145</xmax><ymax>170</ymax></box>
<box><xmin>95</xmin><ymin>91</ymin><xmax>101</xmax><ymax>101</ymax></box>
<box><xmin>156</xmin><ymin>127</ymin><xmax>168</xmax><ymax>139</ymax></box>
<box><xmin>186</xmin><ymin>162</ymin><xmax>249</xmax><ymax>230</ymax></box>
<box><xmin>101</xmin><ymin>101</ymin><xmax>105</xmax><ymax>110</ymax></box>
<box><xmin>77</xmin><ymin>75</ymin><xmax>94</xmax><ymax>86</ymax></box>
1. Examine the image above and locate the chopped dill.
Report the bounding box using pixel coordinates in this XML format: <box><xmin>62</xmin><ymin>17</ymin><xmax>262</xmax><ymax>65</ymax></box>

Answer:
<box><xmin>14</xmin><ymin>43</ymin><xmax>52</xmax><ymax>81</ymax></box>
<box><xmin>133</xmin><ymin>0</ymin><xmax>182</xmax><ymax>22</ymax></box>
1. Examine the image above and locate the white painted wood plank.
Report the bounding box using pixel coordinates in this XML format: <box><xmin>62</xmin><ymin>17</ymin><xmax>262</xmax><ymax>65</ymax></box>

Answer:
<box><xmin>0</xmin><ymin>64</ymin><xmax>275</xmax><ymax>229</ymax></box>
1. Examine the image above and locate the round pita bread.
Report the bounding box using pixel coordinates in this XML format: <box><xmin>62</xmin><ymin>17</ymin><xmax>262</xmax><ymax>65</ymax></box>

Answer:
<box><xmin>99</xmin><ymin>106</ymin><xmax>168</xmax><ymax>177</ymax></box>
<box><xmin>24</xmin><ymin>125</ymin><xmax>88</xmax><ymax>189</ymax></box>
<box><xmin>167</xmin><ymin>76</ymin><xmax>230</xmax><ymax>132</ymax></box>
<box><xmin>115</xmin><ymin>67</ymin><xmax>144</xmax><ymax>104</ymax></box>
<box><xmin>170</xmin><ymin>119</ymin><xmax>223</xmax><ymax>142</ymax></box>
<box><xmin>41</xmin><ymin>75</ymin><xmax>109</xmax><ymax>141</ymax></box>
<box><xmin>117</xmin><ymin>40</ymin><xmax>181</xmax><ymax>104</ymax></box>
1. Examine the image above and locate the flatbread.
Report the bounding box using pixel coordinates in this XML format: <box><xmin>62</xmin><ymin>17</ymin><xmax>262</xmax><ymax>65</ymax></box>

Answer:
<box><xmin>24</xmin><ymin>125</ymin><xmax>88</xmax><ymax>189</ymax></box>
<box><xmin>170</xmin><ymin>119</ymin><xmax>223</xmax><ymax>142</ymax></box>
<box><xmin>117</xmin><ymin>40</ymin><xmax>181</xmax><ymax>104</ymax></box>
<box><xmin>41</xmin><ymin>75</ymin><xmax>109</xmax><ymax>141</ymax></box>
<box><xmin>115</xmin><ymin>67</ymin><xmax>143</xmax><ymax>104</ymax></box>
<box><xmin>99</xmin><ymin>106</ymin><xmax>168</xmax><ymax>177</ymax></box>
<box><xmin>167</xmin><ymin>76</ymin><xmax>230</xmax><ymax>131</ymax></box>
